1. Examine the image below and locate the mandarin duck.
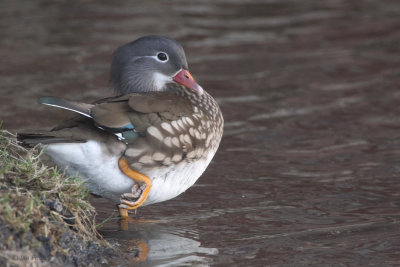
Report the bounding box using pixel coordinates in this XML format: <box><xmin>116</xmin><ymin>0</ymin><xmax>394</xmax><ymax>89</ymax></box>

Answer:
<box><xmin>18</xmin><ymin>36</ymin><xmax>224</xmax><ymax>218</ymax></box>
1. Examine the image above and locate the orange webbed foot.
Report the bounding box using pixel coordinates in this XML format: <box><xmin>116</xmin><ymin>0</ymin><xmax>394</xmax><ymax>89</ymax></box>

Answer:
<box><xmin>118</xmin><ymin>158</ymin><xmax>152</xmax><ymax>218</ymax></box>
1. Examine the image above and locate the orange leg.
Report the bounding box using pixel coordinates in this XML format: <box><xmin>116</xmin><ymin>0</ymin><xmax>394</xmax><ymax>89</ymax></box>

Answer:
<box><xmin>118</xmin><ymin>158</ymin><xmax>152</xmax><ymax>218</ymax></box>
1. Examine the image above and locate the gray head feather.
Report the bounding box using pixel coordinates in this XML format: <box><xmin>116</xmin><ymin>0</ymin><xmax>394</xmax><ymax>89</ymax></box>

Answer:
<box><xmin>110</xmin><ymin>35</ymin><xmax>189</xmax><ymax>94</ymax></box>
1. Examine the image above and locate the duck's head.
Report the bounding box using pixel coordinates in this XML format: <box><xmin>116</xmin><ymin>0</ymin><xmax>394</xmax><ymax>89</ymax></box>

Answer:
<box><xmin>110</xmin><ymin>35</ymin><xmax>203</xmax><ymax>95</ymax></box>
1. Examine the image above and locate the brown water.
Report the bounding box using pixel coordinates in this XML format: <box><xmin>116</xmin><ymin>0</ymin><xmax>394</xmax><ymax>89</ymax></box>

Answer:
<box><xmin>2</xmin><ymin>0</ymin><xmax>400</xmax><ymax>265</ymax></box>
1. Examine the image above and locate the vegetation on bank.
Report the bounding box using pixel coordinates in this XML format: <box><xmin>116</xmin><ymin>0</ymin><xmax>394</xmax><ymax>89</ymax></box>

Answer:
<box><xmin>0</xmin><ymin>130</ymin><xmax>111</xmax><ymax>266</ymax></box>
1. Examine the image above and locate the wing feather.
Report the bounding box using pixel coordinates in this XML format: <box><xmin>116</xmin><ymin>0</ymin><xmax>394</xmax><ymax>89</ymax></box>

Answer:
<box><xmin>39</xmin><ymin>96</ymin><xmax>93</xmax><ymax>118</ymax></box>
<box><xmin>36</xmin><ymin>90</ymin><xmax>193</xmax><ymax>144</ymax></box>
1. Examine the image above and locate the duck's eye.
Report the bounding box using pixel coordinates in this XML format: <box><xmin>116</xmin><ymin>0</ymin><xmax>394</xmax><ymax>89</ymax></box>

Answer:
<box><xmin>157</xmin><ymin>52</ymin><xmax>168</xmax><ymax>62</ymax></box>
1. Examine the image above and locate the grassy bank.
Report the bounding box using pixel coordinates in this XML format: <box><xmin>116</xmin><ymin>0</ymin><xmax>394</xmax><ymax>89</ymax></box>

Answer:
<box><xmin>0</xmin><ymin>130</ymin><xmax>113</xmax><ymax>266</ymax></box>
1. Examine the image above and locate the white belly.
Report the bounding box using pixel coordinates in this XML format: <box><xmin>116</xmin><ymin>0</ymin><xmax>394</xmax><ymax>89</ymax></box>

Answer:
<box><xmin>45</xmin><ymin>141</ymin><xmax>216</xmax><ymax>205</ymax></box>
<box><xmin>45</xmin><ymin>141</ymin><xmax>134</xmax><ymax>202</ymax></box>
<box><xmin>143</xmin><ymin>154</ymin><xmax>214</xmax><ymax>205</ymax></box>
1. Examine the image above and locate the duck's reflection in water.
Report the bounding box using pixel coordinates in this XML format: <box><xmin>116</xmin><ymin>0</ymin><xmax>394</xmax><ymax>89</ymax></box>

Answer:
<box><xmin>100</xmin><ymin>219</ymin><xmax>218</xmax><ymax>266</ymax></box>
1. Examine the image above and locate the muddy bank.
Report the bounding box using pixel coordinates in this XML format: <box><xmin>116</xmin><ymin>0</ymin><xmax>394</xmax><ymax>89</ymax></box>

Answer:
<box><xmin>0</xmin><ymin>131</ymin><xmax>117</xmax><ymax>266</ymax></box>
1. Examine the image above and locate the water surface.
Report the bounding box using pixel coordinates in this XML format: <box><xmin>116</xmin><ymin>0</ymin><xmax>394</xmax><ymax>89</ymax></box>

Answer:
<box><xmin>1</xmin><ymin>0</ymin><xmax>400</xmax><ymax>265</ymax></box>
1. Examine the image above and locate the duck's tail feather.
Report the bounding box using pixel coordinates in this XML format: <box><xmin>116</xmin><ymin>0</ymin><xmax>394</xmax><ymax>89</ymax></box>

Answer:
<box><xmin>17</xmin><ymin>132</ymin><xmax>86</xmax><ymax>147</ymax></box>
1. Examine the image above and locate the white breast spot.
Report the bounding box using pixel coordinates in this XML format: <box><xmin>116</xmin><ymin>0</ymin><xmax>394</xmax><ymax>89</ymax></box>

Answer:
<box><xmin>163</xmin><ymin>157</ymin><xmax>172</xmax><ymax>165</ymax></box>
<box><xmin>189</xmin><ymin>128</ymin><xmax>195</xmax><ymax>137</ymax></box>
<box><xmin>179</xmin><ymin>134</ymin><xmax>185</xmax><ymax>144</ymax></box>
<box><xmin>147</xmin><ymin>126</ymin><xmax>163</xmax><ymax>141</ymax></box>
<box><xmin>164</xmin><ymin>137</ymin><xmax>173</xmax><ymax>148</ymax></box>
<box><xmin>187</xmin><ymin>150</ymin><xmax>197</xmax><ymax>159</ymax></box>
<box><xmin>184</xmin><ymin>117</ymin><xmax>194</xmax><ymax>126</ymax></box>
<box><xmin>125</xmin><ymin>148</ymin><xmax>142</xmax><ymax>157</ymax></box>
<box><xmin>139</xmin><ymin>155</ymin><xmax>154</xmax><ymax>164</ymax></box>
<box><xmin>177</xmin><ymin>119</ymin><xmax>185</xmax><ymax>129</ymax></box>
<box><xmin>172</xmin><ymin>154</ymin><xmax>182</xmax><ymax>162</ymax></box>
<box><xmin>153</xmin><ymin>152</ymin><xmax>166</xmax><ymax>161</ymax></box>
<box><xmin>161</xmin><ymin>122</ymin><xmax>174</xmax><ymax>135</ymax></box>
<box><xmin>171</xmin><ymin>121</ymin><xmax>181</xmax><ymax>131</ymax></box>
<box><xmin>194</xmin><ymin>129</ymin><xmax>201</xmax><ymax>140</ymax></box>
<box><xmin>172</xmin><ymin>137</ymin><xmax>180</xmax><ymax>147</ymax></box>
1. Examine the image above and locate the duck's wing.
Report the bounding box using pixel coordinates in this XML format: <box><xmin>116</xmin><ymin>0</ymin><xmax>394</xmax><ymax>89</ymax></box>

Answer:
<box><xmin>90</xmin><ymin>92</ymin><xmax>193</xmax><ymax>134</ymax></box>
<box><xmin>18</xmin><ymin>92</ymin><xmax>194</xmax><ymax>147</ymax></box>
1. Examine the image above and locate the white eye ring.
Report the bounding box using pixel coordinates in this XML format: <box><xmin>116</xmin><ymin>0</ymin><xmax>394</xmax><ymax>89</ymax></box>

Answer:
<box><xmin>156</xmin><ymin>52</ymin><xmax>169</xmax><ymax>62</ymax></box>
